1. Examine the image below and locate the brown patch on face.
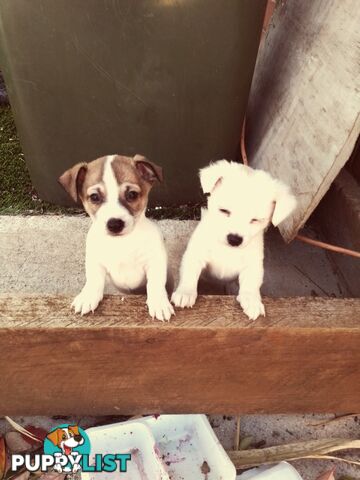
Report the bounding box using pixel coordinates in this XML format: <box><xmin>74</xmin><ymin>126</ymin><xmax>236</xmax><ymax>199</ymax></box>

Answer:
<box><xmin>68</xmin><ymin>425</ymin><xmax>80</xmax><ymax>436</ymax></box>
<box><xmin>79</xmin><ymin>156</ymin><xmax>107</xmax><ymax>217</ymax></box>
<box><xmin>59</xmin><ymin>157</ymin><xmax>107</xmax><ymax>214</ymax></box>
<box><xmin>111</xmin><ymin>155</ymin><xmax>160</xmax><ymax>217</ymax></box>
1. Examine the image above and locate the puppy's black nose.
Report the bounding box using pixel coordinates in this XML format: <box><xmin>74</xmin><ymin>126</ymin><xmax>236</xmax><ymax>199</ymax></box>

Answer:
<box><xmin>74</xmin><ymin>434</ymin><xmax>82</xmax><ymax>442</ymax></box>
<box><xmin>227</xmin><ymin>233</ymin><xmax>243</xmax><ymax>247</ymax></box>
<box><xmin>107</xmin><ymin>218</ymin><xmax>125</xmax><ymax>234</ymax></box>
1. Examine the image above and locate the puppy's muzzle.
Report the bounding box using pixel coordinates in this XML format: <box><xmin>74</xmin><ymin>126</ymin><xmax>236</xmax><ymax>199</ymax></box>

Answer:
<box><xmin>227</xmin><ymin>233</ymin><xmax>243</xmax><ymax>247</ymax></box>
<box><xmin>107</xmin><ymin>218</ymin><xmax>125</xmax><ymax>235</ymax></box>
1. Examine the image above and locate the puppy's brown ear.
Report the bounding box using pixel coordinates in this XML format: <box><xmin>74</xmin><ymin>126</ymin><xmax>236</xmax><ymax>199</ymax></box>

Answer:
<box><xmin>58</xmin><ymin>162</ymin><xmax>88</xmax><ymax>202</ymax></box>
<box><xmin>47</xmin><ymin>429</ymin><xmax>60</xmax><ymax>446</ymax></box>
<box><xmin>134</xmin><ymin>154</ymin><xmax>163</xmax><ymax>184</ymax></box>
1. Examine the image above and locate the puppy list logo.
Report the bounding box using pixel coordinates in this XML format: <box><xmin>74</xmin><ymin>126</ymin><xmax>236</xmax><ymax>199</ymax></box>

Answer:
<box><xmin>11</xmin><ymin>424</ymin><xmax>131</xmax><ymax>474</ymax></box>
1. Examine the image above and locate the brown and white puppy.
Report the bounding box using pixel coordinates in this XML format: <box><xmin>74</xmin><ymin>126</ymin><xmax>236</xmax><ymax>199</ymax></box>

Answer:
<box><xmin>59</xmin><ymin>154</ymin><xmax>174</xmax><ymax>321</ymax></box>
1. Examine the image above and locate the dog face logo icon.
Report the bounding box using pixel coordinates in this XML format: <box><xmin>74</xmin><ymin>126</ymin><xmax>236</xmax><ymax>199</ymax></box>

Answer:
<box><xmin>44</xmin><ymin>424</ymin><xmax>90</xmax><ymax>473</ymax></box>
<box><xmin>46</xmin><ymin>425</ymin><xmax>85</xmax><ymax>456</ymax></box>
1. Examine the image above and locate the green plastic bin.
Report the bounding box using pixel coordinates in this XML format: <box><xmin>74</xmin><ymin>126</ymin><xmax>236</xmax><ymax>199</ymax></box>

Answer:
<box><xmin>0</xmin><ymin>0</ymin><xmax>266</xmax><ymax>206</ymax></box>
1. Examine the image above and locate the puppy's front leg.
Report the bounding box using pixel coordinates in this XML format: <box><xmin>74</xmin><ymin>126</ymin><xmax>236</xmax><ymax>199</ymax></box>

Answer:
<box><xmin>171</xmin><ymin>246</ymin><xmax>204</xmax><ymax>308</ymax></box>
<box><xmin>72</xmin><ymin>256</ymin><xmax>106</xmax><ymax>315</ymax></box>
<box><xmin>145</xmin><ymin>255</ymin><xmax>174</xmax><ymax>322</ymax></box>
<box><xmin>237</xmin><ymin>261</ymin><xmax>265</xmax><ymax>320</ymax></box>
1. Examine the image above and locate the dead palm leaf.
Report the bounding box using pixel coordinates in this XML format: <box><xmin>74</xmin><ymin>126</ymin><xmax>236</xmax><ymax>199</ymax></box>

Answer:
<box><xmin>227</xmin><ymin>438</ymin><xmax>360</xmax><ymax>469</ymax></box>
<box><xmin>309</xmin><ymin>414</ymin><xmax>360</xmax><ymax>427</ymax></box>
<box><xmin>4</xmin><ymin>418</ymin><xmax>41</xmax><ymax>444</ymax></box>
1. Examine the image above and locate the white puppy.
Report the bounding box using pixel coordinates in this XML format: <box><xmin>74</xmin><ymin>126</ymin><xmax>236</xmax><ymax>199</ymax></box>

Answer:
<box><xmin>59</xmin><ymin>154</ymin><xmax>174</xmax><ymax>321</ymax></box>
<box><xmin>171</xmin><ymin>160</ymin><xmax>296</xmax><ymax>320</ymax></box>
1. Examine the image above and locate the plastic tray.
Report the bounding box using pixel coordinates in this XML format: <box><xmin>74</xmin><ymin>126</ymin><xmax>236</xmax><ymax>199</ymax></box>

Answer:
<box><xmin>84</xmin><ymin>414</ymin><xmax>236</xmax><ymax>479</ymax></box>
<box><xmin>82</xmin><ymin>421</ymin><xmax>169</xmax><ymax>480</ymax></box>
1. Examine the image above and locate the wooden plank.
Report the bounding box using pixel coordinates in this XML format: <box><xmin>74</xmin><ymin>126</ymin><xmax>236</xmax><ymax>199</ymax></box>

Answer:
<box><xmin>247</xmin><ymin>0</ymin><xmax>360</xmax><ymax>241</ymax></box>
<box><xmin>1</xmin><ymin>294</ymin><xmax>360</xmax><ymax>415</ymax></box>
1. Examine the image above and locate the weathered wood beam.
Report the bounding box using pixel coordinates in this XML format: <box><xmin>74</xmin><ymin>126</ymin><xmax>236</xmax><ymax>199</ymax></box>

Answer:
<box><xmin>1</xmin><ymin>295</ymin><xmax>359</xmax><ymax>415</ymax></box>
<box><xmin>248</xmin><ymin>0</ymin><xmax>360</xmax><ymax>241</ymax></box>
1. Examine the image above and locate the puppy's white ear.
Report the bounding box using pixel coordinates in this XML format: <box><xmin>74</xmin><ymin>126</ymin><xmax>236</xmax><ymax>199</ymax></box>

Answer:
<box><xmin>272</xmin><ymin>180</ymin><xmax>297</xmax><ymax>226</ymax></box>
<box><xmin>271</xmin><ymin>180</ymin><xmax>296</xmax><ymax>227</ymax></box>
<box><xmin>199</xmin><ymin>160</ymin><xmax>229</xmax><ymax>194</ymax></box>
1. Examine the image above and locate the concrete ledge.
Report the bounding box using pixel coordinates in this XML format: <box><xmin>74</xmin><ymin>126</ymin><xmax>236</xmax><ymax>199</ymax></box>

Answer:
<box><xmin>0</xmin><ymin>216</ymin><xmax>352</xmax><ymax>297</ymax></box>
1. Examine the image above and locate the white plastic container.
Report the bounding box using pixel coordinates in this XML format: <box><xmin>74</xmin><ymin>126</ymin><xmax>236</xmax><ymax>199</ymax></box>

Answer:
<box><xmin>84</xmin><ymin>414</ymin><xmax>236</xmax><ymax>480</ymax></box>
<box><xmin>136</xmin><ymin>414</ymin><xmax>236</xmax><ymax>480</ymax></box>
<box><xmin>82</xmin><ymin>421</ymin><xmax>169</xmax><ymax>480</ymax></box>
<box><xmin>236</xmin><ymin>462</ymin><xmax>303</xmax><ymax>479</ymax></box>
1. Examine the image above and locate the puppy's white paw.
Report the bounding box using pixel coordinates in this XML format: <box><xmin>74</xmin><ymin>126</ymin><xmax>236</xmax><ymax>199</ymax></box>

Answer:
<box><xmin>237</xmin><ymin>292</ymin><xmax>265</xmax><ymax>320</ymax></box>
<box><xmin>53</xmin><ymin>464</ymin><xmax>63</xmax><ymax>473</ymax></box>
<box><xmin>72</xmin><ymin>288</ymin><xmax>103</xmax><ymax>315</ymax></box>
<box><xmin>171</xmin><ymin>289</ymin><xmax>198</xmax><ymax>308</ymax></box>
<box><xmin>147</xmin><ymin>295</ymin><xmax>175</xmax><ymax>322</ymax></box>
<box><xmin>72</xmin><ymin>464</ymin><xmax>82</xmax><ymax>473</ymax></box>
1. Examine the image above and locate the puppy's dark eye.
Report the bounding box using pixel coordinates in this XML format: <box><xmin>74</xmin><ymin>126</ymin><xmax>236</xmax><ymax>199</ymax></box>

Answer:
<box><xmin>125</xmin><ymin>190</ymin><xmax>139</xmax><ymax>202</ymax></box>
<box><xmin>62</xmin><ymin>434</ymin><xmax>67</xmax><ymax>440</ymax></box>
<box><xmin>219</xmin><ymin>208</ymin><xmax>230</xmax><ymax>216</ymax></box>
<box><xmin>89</xmin><ymin>192</ymin><xmax>102</xmax><ymax>204</ymax></box>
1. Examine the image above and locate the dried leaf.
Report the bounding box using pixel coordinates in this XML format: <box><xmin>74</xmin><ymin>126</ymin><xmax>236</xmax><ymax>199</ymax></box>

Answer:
<box><xmin>316</xmin><ymin>467</ymin><xmax>336</xmax><ymax>480</ymax></box>
<box><xmin>0</xmin><ymin>437</ymin><xmax>6</xmax><ymax>480</ymax></box>
<box><xmin>234</xmin><ymin>416</ymin><xmax>241</xmax><ymax>451</ymax></box>
<box><xmin>309</xmin><ymin>414</ymin><xmax>359</xmax><ymax>427</ymax></box>
<box><xmin>4</xmin><ymin>419</ymin><xmax>40</xmax><ymax>444</ymax></box>
<box><xmin>22</xmin><ymin>427</ymin><xmax>46</xmax><ymax>446</ymax></box>
<box><xmin>307</xmin><ymin>455</ymin><xmax>360</xmax><ymax>467</ymax></box>
<box><xmin>227</xmin><ymin>437</ymin><xmax>360</xmax><ymax>469</ymax></box>
<box><xmin>5</xmin><ymin>432</ymin><xmax>32</xmax><ymax>453</ymax></box>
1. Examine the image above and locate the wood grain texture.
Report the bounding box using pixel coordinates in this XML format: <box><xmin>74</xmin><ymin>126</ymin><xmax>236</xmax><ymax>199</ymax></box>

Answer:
<box><xmin>0</xmin><ymin>294</ymin><xmax>360</xmax><ymax>415</ymax></box>
<box><xmin>247</xmin><ymin>0</ymin><xmax>360</xmax><ymax>241</ymax></box>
